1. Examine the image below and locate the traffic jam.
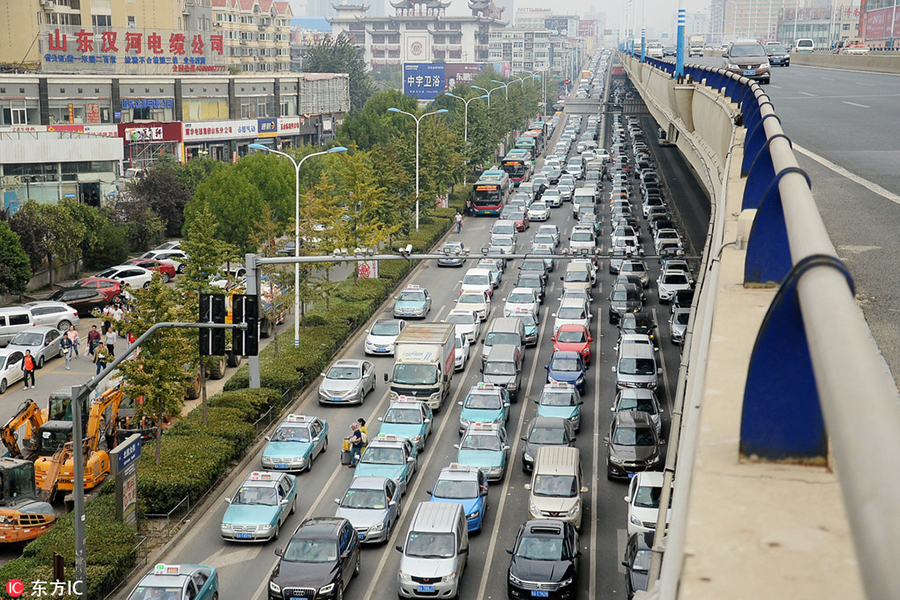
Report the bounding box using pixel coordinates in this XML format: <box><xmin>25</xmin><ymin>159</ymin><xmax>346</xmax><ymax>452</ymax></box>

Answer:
<box><xmin>128</xmin><ymin>49</ymin><xmax>696</xmax><ymax>600</ymax></box>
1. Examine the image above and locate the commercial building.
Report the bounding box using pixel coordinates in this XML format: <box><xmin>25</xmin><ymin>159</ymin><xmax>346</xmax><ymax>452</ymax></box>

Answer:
<box><xmin>775</xmin><ymin>4</ymin><xmax>865</xmax><ymax>48</ymax></box>
<box><xmin>212</xmin><ymin>0</ymin><xmax>294</xmax><ymax>72</ymax></box>
<box><xmin>327</xmin><ymin>0</ymin><xmax>505</xmax><ymax>68</ymax></box>
<box><xmin>487</xmin><ymin>28</ymin><xmax>551</xmax><ymax>72</ymax></box>
<box><xmin>514</xmin><ymin>8</ymin><xmax>552</xmax><ymax>30</ymax></box>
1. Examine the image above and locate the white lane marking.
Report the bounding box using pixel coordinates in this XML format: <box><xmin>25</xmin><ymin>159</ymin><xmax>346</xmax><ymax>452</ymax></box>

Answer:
<box><xmin>768</xmin><ymin>84</ymin><xmax>782</xmax><ymax>89</ymax></box>
<box><xmin>475</xmin><ymin>300</ymin><xmax>555</xmax><ymax>600</ymax></box>
<box><xmin>798</xmin><ymin>91</ymin><xmax>817</xmax><ymax>97</ymax></box>
<box><xmin>857</xmin><ymin>82</ymin><xmax>875</xmax><ymax>87</ymax></box>
<box><xmin>842</xmin><ymin>101</ymin><xmax>870</xmax><ymax>108</ymax></box>
<box><xmin>820</xmin><ymin>76</ymin><xmax>835</xmax><ymax>81</ymax></box>
<box><xmin>203</xmin><ymin>545</ymin><xmax>264</xmax><ymax>570</ymax></box>
<box><xmin>360</xmin><ymin>347</ymin><xmax>479</xmax><ymax>600</ymax></box>
<box><xmin>589</xmin><ymin>289</ymin><xmax>603</xmax><ymax>600</ymax></box>
<box><xmin>793</xmin><ymin>143</ymin><xmax>900</xmax><ymax>207</ymax></box>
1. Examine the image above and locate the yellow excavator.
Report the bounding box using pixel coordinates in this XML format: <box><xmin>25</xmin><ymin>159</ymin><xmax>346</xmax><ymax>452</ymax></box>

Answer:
<box><xmin>0</xmin><ymin>458</ymin><xmax>56</xmax><ymax>543</ymax></box>
<box><xmin>34</xmin><ymin>386</ymin><xmax>125</xmax><ymax>502</ymax></box>
<box><xmin>1</xmin><ymin>399</ymin><xmax>46</xmax><ymax>460</ymax></box>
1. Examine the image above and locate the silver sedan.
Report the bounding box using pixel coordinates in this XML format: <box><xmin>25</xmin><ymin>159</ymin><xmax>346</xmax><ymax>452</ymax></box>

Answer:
<box><xmin>318</xmin><ymin>359</ymin><xmax>377</xmax><ymax>405</ymax></box>
<box><xmin>6</xmin><ymin>327</ymin><xmax>63</xmax><ymax>369</ymax></box>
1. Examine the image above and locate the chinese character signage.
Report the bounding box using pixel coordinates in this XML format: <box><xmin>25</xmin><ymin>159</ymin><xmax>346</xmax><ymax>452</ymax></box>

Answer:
<box><xmin>445</xmin><ymin>64</ymin><xmax>483</xmax><ymax>90</ymax></box>
<box><xmin>257</xmin><ymin>117</ymin><xmax>278</xmax><ymax>138</ymax></box>
<box><xmin>403</xmin><ymin>63</ymin><xmax>446</xmax><ymax>100</ymax></box>
<box><xmin>39</xmin><ymin>25</ymin><xmax>227</xmax><ymax>74</ymax></box>
<box><xmin>184</xmin><ymin>119</ymin><xmax>259</xmax><ymax>141</ymax></box>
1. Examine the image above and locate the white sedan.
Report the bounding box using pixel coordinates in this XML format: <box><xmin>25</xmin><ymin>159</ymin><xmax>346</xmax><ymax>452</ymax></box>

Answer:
<box><xmin>0</xmin><ymin>349</ymin><xmax>25</xmax><ymax>394</ymax></box>
<box><xmin>141</xmin><ymin>249</ymin><xmax>189</xmax><ymax>274</ymax></box>
<box><xmin>503</xmin><ymin>288</ymin><xmax>540</xmax><ymax>319</ymax></box>
<box><xmin>94</xmin><ymin>265</ymin><xmax>154</xmax><ymax>289</ymax></box>
<box><xmin>527</xmin><ymin>201</ymin><xmax>551</xmax><ymax>222</ymax></box>
<box><xmin>454</xmin><ymin>333</ymin><xmax>471</xmax><ymax>371</ymax></box>
<box><xmin>444</xmin><ymin>309</ymin><xmax>481</xmax><ymax>343</ymax></box>
<box><xmin>456</xmin><ymin>290</ymin><xmax>491</xmax><ymax>322</ymax></box>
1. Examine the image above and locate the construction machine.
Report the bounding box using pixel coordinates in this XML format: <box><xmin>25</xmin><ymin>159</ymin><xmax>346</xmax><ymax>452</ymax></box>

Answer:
<box><xmin>34</xmin><ymin>385</ymin><xmax>124</xmax><ymax>502</ymax></box>
<box><xmin>1</xmin><ymin>399</ymin><xmax>46</xmax><ymax>460</ymax></box>
<box><xmin>0</xmin><ymin>458</ymin><xmax>55</xmax><ymax>543</ymax></box>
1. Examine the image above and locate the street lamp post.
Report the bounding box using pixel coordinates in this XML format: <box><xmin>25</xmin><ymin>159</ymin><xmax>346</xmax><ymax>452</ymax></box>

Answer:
<box><xmin>472</xmin><ymin>84</ymin><xmax>505</xmax><ymax>107</ymax></box>
<box><xmin>445</xmin><ymin>93</ymin><xmax>488</xmax><ymax>143</ymax></box>
<box><xmin>248</xmin><ymin>143</ymin><xmax>347</xmax><ymax>348</ymax></box>
<box><xmin>491</xmin><ymin>80</ymin><xmax>510</xmax><ymax>100</ymax></box>
<box><xmin>387</xmin><ymin>107</ymin><xmax>449</xmax><ymax>232</ymax></box>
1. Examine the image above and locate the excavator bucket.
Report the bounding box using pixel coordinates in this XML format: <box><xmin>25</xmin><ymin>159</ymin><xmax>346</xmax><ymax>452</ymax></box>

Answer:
<box><xmin>38</xmin><ymin>444</ymin><xmax>71</xmax><ymax>503</ymax></box>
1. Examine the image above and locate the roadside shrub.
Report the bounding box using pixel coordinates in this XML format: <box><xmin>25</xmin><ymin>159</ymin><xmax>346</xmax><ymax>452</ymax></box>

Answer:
<box><xmin>208</xmin><ymin>388</ymin><xmax>281</xmax><ymax>421</ymax></box>
<box><xmin>169</xmin><ymin>407</ymin><xmax>254</xmax><ymax>460</ymax></box>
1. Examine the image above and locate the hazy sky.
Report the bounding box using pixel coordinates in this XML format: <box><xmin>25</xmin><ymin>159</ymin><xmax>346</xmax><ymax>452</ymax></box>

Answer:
<box><xmin>290</xmin><ymin>0</ymin><xmax>712</xmax><ymax>36</ymax></box>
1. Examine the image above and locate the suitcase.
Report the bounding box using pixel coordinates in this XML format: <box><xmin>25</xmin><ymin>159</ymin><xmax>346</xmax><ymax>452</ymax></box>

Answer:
<box><xmin>341</xmin><ymin>449</ymin><xmax>352</xmax><ymax>466</ymax></box>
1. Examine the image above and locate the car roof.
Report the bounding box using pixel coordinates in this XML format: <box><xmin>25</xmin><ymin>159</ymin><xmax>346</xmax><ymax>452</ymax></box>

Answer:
<box><xmin>332</xmin><ymin>359</ymin><xmax>366</xmax><ymax>367</ymax></box>
<box><xmin>551</xmin><ymin>350</ymin><xmax>581</xmax><ymax>360</ymax></box>
<box><xmin>11</xmin><ymin>326</ymin><xmax>58</xmax><ymax>335</ymax></box>
<box><xmin>23</xmin><ymin>301</ymin><xmax>71</xmax><ymax>309</ymax></box>
<box><xmin>346</xmin><ymin>476</ymin><xmax>391</xmax><ymax>490</ymax></box>
<box><xmin>556</xmin><ymin>323</ymin><xmax>588</xmax><ymax>332</ymax></box>
<box><xmin>293</xmin><ymin>517</ymin><xmax>346</xmax><ymax>538</ymax></box>
<box><xmin>615</xmin><ymin>411</ymin><xmax>654</xmax><ymax>428</ymax></box>
<box><xmin>633</xmin><ymin>471</ymin><xmax>666</xmax><ymax>487</ymax></box>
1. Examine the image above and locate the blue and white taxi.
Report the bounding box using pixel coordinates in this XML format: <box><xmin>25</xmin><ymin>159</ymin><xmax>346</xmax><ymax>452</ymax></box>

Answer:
<box><xmin>428</xmin><ymin>463</ymin><xmax>489</xmax><ymax>532</ymax></box>
<box><xmin>457</xmin><ymin>383</ymin><xmax>510</xmax><ymax>434</ymax></box>
<box><xmin>353</xmin><ymin>434</ymin><xmax>419</xmax><ymax>495</ymax></box>
<box><xmin>376</xmin><ymin>397</ymin><xmax>433</xmax><ymax>451</ymax></box>
<box><xmin>535</xmin><ymin>382</ymin><xmax>584</xmax><ymax>432</ymax></box>
<box><xmin>262</xmin><ymin>414</ymin><xmax>329</xmax><ymax>472</ymax></box>
<box><xmin>453</xmin><ymin>423</ymin><xmax>510</xmax><ymax>481</ymax></box>
<box><xmin>393</xmin><ymin>284</ymin><xmax>432</xmax><ymax>319</ymax></box>
<box><xmin>126</xmin><ymin>564</ymin><xmax>219</xmax><ymax>600</ymax></box>
<box><xmin>221</xmin><ymin>471</ymin><xmax>298</xmax><ymax>542</ymax></box>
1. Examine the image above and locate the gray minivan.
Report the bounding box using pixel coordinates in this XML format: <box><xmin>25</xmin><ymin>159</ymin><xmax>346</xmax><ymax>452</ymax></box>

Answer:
<box><xmin>396</xmin><ymin>501</ymin><xmax>469</xmax><ymax>598</ymax></box>
<box><xmin>481</xmin><ymin>344</ymin><xmax>524</xmax><ymax>401</ymax></box>
<box><xmin>481</xmin><ymin>317</ymin><xmax>526</xmax><ymax>365</ymax></box>
<box><xmin>613</xmin><ymin>335</ymin><xmax>660</xmax><ymax>390</ymax></box>
<box><xmin>0</xmin><ymin>307</ymin><xmax>35</xmax><ymax>347</ymax></box>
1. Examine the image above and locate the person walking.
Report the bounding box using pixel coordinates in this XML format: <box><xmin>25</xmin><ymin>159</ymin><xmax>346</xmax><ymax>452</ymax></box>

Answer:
<box><xmin>104</xmin><ymin>324</ymin><xmax>117</xmax><ymax>358</ymax></box>
<box><xmin>87</xmin><ymin>325</ymin><xmax>101</xmax><ymax>356</ymax></box>
<box><xmin>344</xmin><ymin>423</ymin><xmax>363</xmax><ymax>467</ymax></box>
<box><xmin>455</xmin><ymin>210</ymin><xmax>463</xmax><ymax>233</ymax></box>
<box><xmin>66</xmin><ymin>325</ymin><xmax>80</xmax><ymax>358</ymax></box>
<box><xmin>357</xmin><ymin>418</ymin><xmax>369</xmax><ymax>449</ymax></box>
<box><xmin>62</xmin><ymin>333</ymin><xmax>74</xmax><ymax>370</ymax></box>
<box><xmin>465</xmin><ymin>198</ymin><xmax>473</xmax><ymax>216</ymax></box>
<box><xmin>93</xmin><ymin>343</ymin><xmax>111</xmax><ymax>376</ymax></box>
<box><xmin>21</xmin><ymin>350</ymin><xmax>36</xmax><ymax>389</ymax></box>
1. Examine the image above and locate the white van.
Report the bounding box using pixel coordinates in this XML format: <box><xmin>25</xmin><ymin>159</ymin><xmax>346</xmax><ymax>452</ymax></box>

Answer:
<box><xmin>524</xmin><ymin>446</ymin><xmax>588</xmax><ymax>529</ymax></box>
<box><xmin>793</xmin><ymin>38</ymin><xmax>814</xmax><ymax>53</ymax></box>
<box><xmin>461</xmin><ymin>268</ymin><xmax>494</xmax><ymax>298</ymax></box>
<box><xmin>396</xmin><ymin>501</ymin><xmax>469</xmax><ymax>598</ymax></box>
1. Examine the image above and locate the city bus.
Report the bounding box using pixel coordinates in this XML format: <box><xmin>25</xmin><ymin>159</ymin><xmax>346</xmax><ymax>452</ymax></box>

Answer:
<box><xmin>500</xmin><ymin>149</ymin><xmax>533</xmax><ymax>186</ymax></box>
<box><xmin>521</xmin><ymin>129</ymin><xmax>544</xmax><ymax>155</ymax></box>
<box><xmin>515</xmin><ymin>135</ymin><xmax>537</xmax><ymax>155</ymax></box>
<box><xmin>471</xmin><ymin>169</ymin><xmax>512</xmax><ymax>216</ymax></box>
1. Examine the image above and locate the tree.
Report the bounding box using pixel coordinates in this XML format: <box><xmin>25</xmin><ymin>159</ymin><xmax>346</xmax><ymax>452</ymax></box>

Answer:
<box><xmin>128</xmin><ymin>159</ymin><xmax>193</xmax><ymax>238</ymax></box>
<box><xmin>115</xmin><ymin>199</ymin><xmax>166</xmax><ymax>252</ymax></box>
<box><xmin>249</xmin><ymin>203</ymin><xmax>292</xmax><ymax>358</ymax></box>
<box><xmin>67</xmin><ymin>202</ymin><xmax>129</xmax><ymax>270</ymax></box>
<box><xmin>115</xmin><ymin>275</ymin><xmax>192</xmax><ymax>465</ymax></box>
<box><xmin>7</xmin><ymin>200</ymin><xmax>49</xmax><ymax>274</ymax></box>
<box><xmin>301</xmin><ymin>33</ymin><xmax>374</xmax><ymax>112</ymax></box>
<box><xmin>9</xmin><ymin>200</ymin><xmax>85</xmax><ymax>286</ymax></box>
<box><xmin>338</xmin><ymin>89</ymin><xmax>418</xmax><ymax>150</ymax></box>
<box><xmin>370</xmin><ymin>141</ymin><xmax>415</xmax><ymax>234</ymax></box>
<box><xmin>186</xmin><ymin>166</ymin><xmax>266</xmax><ymax>252</ymax></box>
<box><xmin>0</xmin><ymin>221</ymin><xmax>32</xmax><ymax>296</ymax></box>
<box><xmin>417</xmin><ymin>119</ymin><xmax>466</xmax><ymax>210</ymax></box>
<box><xmin>174</xmin><ymin>157</ymin><xmax>224</xmax><ymax>195</ymax></box>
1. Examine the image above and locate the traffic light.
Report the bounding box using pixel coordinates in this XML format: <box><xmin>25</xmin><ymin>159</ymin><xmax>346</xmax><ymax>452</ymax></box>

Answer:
<box><xmin>199</xmin><ymin>293</ymin><xmax>226</xmax><ymax>356</ymax></box>
<box><xmin>232</xmin><ymin>294</ymin><xmax>259</xmax><ymax>357</ymax></box>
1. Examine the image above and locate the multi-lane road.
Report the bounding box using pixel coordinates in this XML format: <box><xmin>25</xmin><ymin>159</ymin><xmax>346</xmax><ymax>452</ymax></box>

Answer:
<box><xmin>154</xmin><ymin>68</ymin><xmax>710</xmax><ymax>600</ymax></box>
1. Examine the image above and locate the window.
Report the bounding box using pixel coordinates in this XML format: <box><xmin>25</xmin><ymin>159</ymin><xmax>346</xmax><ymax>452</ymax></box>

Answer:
<box><xmin>91</xmin><ymin>14</ymin><xmax>112</xmax><ymax>27</ymax></box>
<box><xmin>127</xmin><ymin>15</ymin><xmax>136</xmax><ymax>28</ymax></box>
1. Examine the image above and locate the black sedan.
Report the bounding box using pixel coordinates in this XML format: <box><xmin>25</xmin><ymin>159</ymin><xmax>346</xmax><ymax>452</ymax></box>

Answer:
<box><xmin>507</xmin><ymin>519</ymin><xmax>580</xmax><ymax>600</ymax></box>
<box><xmin>521</xmin><ymin>416</ymin><xmax>576</xmax><ymax>473</ymax></box>
<box><xmin>46</xmin><ymin>287</ymin><xmax>108</xmax><ymax>316</ymax></box>
<box><xmin>269</xmin><ymin>517</ymin><xmax>360</xmax><ymax>600</ymax></box>
<box><xmin>622</xmin><ymin>532</ymin><xmax>654</xmax><ymax>599</ymax></box>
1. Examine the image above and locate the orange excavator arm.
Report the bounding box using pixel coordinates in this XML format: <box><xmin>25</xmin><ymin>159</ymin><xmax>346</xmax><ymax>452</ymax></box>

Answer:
<box><xmin>1</xmin><ymin>400</ymin><xmax>44</xmax><ymax>459</ymax></box>
<box><xmin>85</xmin><ymin>386</ymin><xmax>124</xmax><ymax>451</ymax></box>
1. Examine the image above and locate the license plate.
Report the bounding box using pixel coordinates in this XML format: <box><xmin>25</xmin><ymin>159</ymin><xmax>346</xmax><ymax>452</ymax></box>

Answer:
<box><xmin>531</xmin><ymin>592</ymin><xmax>549</xmax><ymax>597</ymax></box>
<box><xmin>628</xmin><ymin>472</ymin><xmax>636</xmax><ymax>479</ymax></box>
<box><xmin>332</xmin><ymin>397</ymin><xmax>342</xmax><ymax>402</ymax></box>
<box><xmin>359</xmin><ymin>533</ymin><xmax>365</xmax><ymax>540</ymax></box>
<box><xmin>236</xmin><ymin>533</ymin><xmax>253</xmax><ymax>539</ymax></box>
<box><xmin>743</xmin><ymin>69</ymin><xmax>756</xmax><ymax>76</ymax></box>
<box><xmin>275</xmin><ymin>464</ymin><xmax>288</xmax><ymax>470</ymax></box>
<box><xmin>417</xmin><ymin>586</ymin><xmax>436</xmax><ymax>593</ymax></box>
<box><xmin>375</xmin><ymin>348</ymin><xmax>388</xmax><ymax>353</ymax></box>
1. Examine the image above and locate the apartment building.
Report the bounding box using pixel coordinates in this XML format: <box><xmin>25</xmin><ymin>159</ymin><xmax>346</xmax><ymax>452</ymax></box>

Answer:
<box><xmin>212</xmin><ymin>0</ymin><xmax>293</xmax><ymax>72</ymax></box>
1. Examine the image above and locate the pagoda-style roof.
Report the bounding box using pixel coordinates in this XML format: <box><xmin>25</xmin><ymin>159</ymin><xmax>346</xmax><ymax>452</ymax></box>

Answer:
<box><xmin>391</xmin><ymin>0</ymin><xmax>450</xmax><ymax>16</ymax></box>
<box><xmin>468</xmin><ymin>0</ymin><xmax>502</xmax><ymax>18</ymax></box>
<box><xmin>333</xmin><ymin>3</ymin><xmax>369</xmax><ymax>9</ymax></box>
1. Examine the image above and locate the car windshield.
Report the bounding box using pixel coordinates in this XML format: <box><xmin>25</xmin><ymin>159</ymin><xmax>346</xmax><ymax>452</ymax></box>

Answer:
<box><xmin>95</xmin><ymin>269</ymin><xmax>118</xmax><ymax>278</ymax></box>
<box><xmin>398</xmin><ymin>291</ymin><xmax>426</xmax><ymax>302</ymax></box>
<box><xmin>433</xmin><ymin>478</ymin><xmax>479</xmax><ymax>499</ymax></box>
<box><xmin>465</xmin><ymin>393</ymin><xmax>502</xmax><ymax>409</ymax></box>
<box><xmin>232</xmin><ymin>485</ymin><xmax>278</xmax><ymax>506</ymax></box>
<box><xmin>326</xmin><ymin>365</ymin><xmax>360</xmax><ymax>380</ymax></box>
<box><xmin>614</xmin><ymin>426</ymin><xmax>656</xmax><ymax>446</ymax></box>
<box><xmin>271</xmin><ymin>425</ymin><xmax>311</xmax><ymax>442</ymax></box>
<box><xmin>486</xmin><ymin>332</ymin><xmax>520</xmax><ymax>346</ymax></box>
<box><xmin>512</xmin><ymin>313</ymin><xmax>537</xmax><ymax>329</ymax></box>
<box><xmin>384</xmin><ymin>407</ymin><xmax>422</xmax><ymax>424</ymax></box>
<box><xmin>455</xmin><ymin>337</ymin><xmax>466</xmax><ymax>350</ymax></box>
<box><xmin>516</xmin><ymin>535</ymin><xmax>566</xmax><ymax>561</ymax></box>
<box><xmin>392</xmin><ymin>363</ymin><xmax>438</xmax><ymax>385</ymax></box>
<box><xmin>484</xmin><ymin>361</ymin><xmax>516</xmax><ymax>376</ymax></box>
<box><xmin>283</xmin><ymin>538</ymin><xmax>338</xmax><ymax>563</ymax></box>
<box><xmin>528</xmin><ymin>425</ymin><xmax>567</xmax><ymax>444</ymax></box>
<box><xmin>550</xmin><ymin>357</ymin><xmax>581</xmax><ymax>372</ymax></box>
<box><xmin>458</xmin><ymin>294</ymin><xmax>485</xmax><ymax>305</ymax></box>
<box><xmin>634</xmin><ymin>485</ymin><xmax>672</xmax><ymax>509</ymax></box>
<box><xmin>461</xmin><ymin>433</ymin><xmax>501</xmax><ymax>451</ymax></box>
<box><xmin>557</xmin><ymin>329</ymin><xmax>587</xmax><ymax>344</ymax></box>
<box><xmin>612</xmin><ymin>289</ymin><xmax>641</xmax><ymax>302</ymax></box>
<box><xmin>619</xmin><ymin>358</ymin><xmax>656</xmax><ymax>375</ymax></box>
<box><xmin>464</xmin><ymin>274</ymin><xmax>490</xmax><ymax>286</ymax></box>
<box><xmin>769</xmin><ymin>45</ymin><xmax>786</xmax><ymax>52</ymax></box>
<box><xmin>405</xmin><ymin>532</ymin><xmax>456</xmax><ymax>559</ymax></box>
<box><xmin>533</xmin><ymin>474</ymin><xmax>577</xmax><ymax>498</ymax></box>
<box><xmin>127</xmin><ymin>586</ymin><xmax>183</xmax><ymax>600</ymax></box>
<box><xmin>618</xmin><ymin>395</ymin><xmax>657</xmax><ymax>414</ymax></box>
<box><xmin>370</xmin><ymin>321</ymin><xmax>400</xmax><ymax>336</ymax></box>
<box><xmin>508</xmin><ymin>293</ymin><xmax>534</xmax><ymax>304</ymax></box>
<box><xmin>446</xmin><ymin>313</ymin><xmax>475</xmax><ymax>325</ymax></box>
<box><xmin>565</xmin><ymin>271</ymin><xmax>590</xmax><ymax>283</ymax></box>
<box><xmin>622</xmin><ymin>314</ymin><xmax>652</xmax><ymax>330</ymax></box>
<box><xmin>361</xmin><ymin>447</ymin><xmax>405</xmax><ymax>465</ymax></box>
<box><xmin>557</xmin><ymin>308</ymin><xmax>586</xmax><ymax>320</ymax></box>
<box><xmin>663</xmin><ymin>274</ymin><xmax>689</xmax><ymax>285</ymax></box>
<box><xmin>623</xmin><ymin>263</ymin><xmax>645</xmax><ymax>274</ymax></box>
<box><xmin>340</xmin><ymin>488</ymin><xmax>388</xmax><ymax>509</ymax></box>
<box><xmin>534</xmin><ymin>236</ymin><xmax>554</xmax><ymax>246</ymax></box>
<box><xmin>10</xmin><ymin>332</ymin><xmax>43</xmax><ymax>346</ymax></box>
<box><xmin>540</xmin><ymin>391</ymin><xmax>576</xmax><ymax>406</ymax></box>
<box><xmin>675</xmin><ymin>312</ymin><xmax>690</xmax><ymax>325</ymax></box>
<box><xmin>730</xmin><ymin>44</ymin><xmax>765</xmax><ymax>58</ymax></box>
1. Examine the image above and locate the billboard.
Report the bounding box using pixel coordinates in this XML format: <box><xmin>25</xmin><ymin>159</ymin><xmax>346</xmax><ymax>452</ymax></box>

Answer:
<box><xmin>545</xmin><ymin>17</ymin><xmax>571</xmax><ymax>36</ymax></box>
<box><xmin>445</xmin><ymin>63</ymin><xmax>484</xmax><ymax>90</ymax></box>
<box><xmin>403</xmin><ymin>63</ymin><xmax>446</xmax><ymax>100</ymax></box>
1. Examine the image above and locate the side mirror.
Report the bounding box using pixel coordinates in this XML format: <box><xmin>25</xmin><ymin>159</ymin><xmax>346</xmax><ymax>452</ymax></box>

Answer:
<box><xmin>395</xmin><ymin>545</ymin><xmax>403</xmax><ymax>553</ymax></box>
<box><xmin>264</xmin><ymin>436</ymin><xmax>271</xmax><ymax>441</ymax></box>
<box><xmin>320</xmin><ymin>372</ymin><xmax>327</xmax><ymax>378</ymax></box>
<box><xmin>611</xmin><ymin>366</ymin><xmax>617</xmax><ymax>372</ymax></box>
<box><xmin>506</xmin><ymin>548</ymin><xmax>514</xmax><ymax>555</ymax></box>
<box><xmin>544</xmin><ymin>365</ymin><xmax>549</xmax><ymax>370</ymax></box>
<box><xmin>453</xmin><ymin>444</ymin><xmax>460</xmax><ymax>450</ymax></box>
<box><xmin>458</xmin><ymin>401</ymin><xmax>463</xmax><ymax>406</ymax></box>
<box><xmin>624</xmin><ymin>495</ymin><xmax>631</xmax><ymax>503</ymax></box>
<box><xmin>333</xmin><ymin>498</ymin><xmax>341</xmax><ymax>505</ymax></box>
<box><xmin>224</xmin><ymin>497</ymin><xmax>232</xmax><ymax>504</ymax></box>
<box><xmin>312</xmin><ymin>436</ymin><xmax>320</xmax><ymax>443</ymax></box>
<box><xmin>274</xmin><ymin>548</ymin><xmax>283</xmax><ymax>557</ymax></box>
<box><xmin>378</xmin><ymin>417</ymin><xmax>384</xmax><ymax>422</ymax></box>
<box><xmin>523</xmin><ymin>483</ymin><xmax>532</xmax><ymax>491</ymax></box>
<box><xmin>426</xmin><ymin>490</ymin><xmax>433</xmax><ymax>496</ymax></box>
<box><xmin>383</xmin><ymin>373</ymin><xmax>389</xmax><ymax>383</ymax></box>
<box><xmin>580</xmin><ymin>486</ymin><xmax>589</xmax><ymax>494</ymax></box>
<box><xmin>280</xmin><ymin>498</ymin><xmax>289</xmax><ymax>505</ymax></box>
<box><xmin>622</xmin><ymin>561</ymin><xmax>629</xmax><ymax>569</ymax></box>
<box><xmin>603</xmin><ymin>436</ymin><xmax>610</xmax><ymax>444</ymax></box>
<box><xmin>424</xmin><ymin>419</ymin><xmax>431</xmax><ymax>424</ymax></box>
<box><xmin>657</xmin><ymin>368</ymin><xmax>662</xmax><ymax>374</ymax></box>
<box><xmin>389</xmin><ymin>500</ymin><xmax>398</xmax><ymax>506</ymax></box>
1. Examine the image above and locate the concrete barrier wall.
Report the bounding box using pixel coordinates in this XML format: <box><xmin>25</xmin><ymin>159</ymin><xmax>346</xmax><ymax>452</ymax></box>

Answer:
<box><xmin>790</xmin><ymin>51</ymin><xmax>900</xmax><ymax>74</ymax></box>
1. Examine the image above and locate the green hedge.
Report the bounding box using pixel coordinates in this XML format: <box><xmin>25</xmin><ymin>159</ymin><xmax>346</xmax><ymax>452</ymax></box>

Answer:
<box><xmin>169</xmin><ymin>407</ymin><xmax>254</xmax><ymax>461</ymax></box>
<box><xmin>208</xmin><ymin>388</ymin><xmax>281</xmax><ymax>421</ymax></box>
<box><xmin>0</xmin><ymin>487</ymin><xmax>139</xmax><ymax>600</ymax></box>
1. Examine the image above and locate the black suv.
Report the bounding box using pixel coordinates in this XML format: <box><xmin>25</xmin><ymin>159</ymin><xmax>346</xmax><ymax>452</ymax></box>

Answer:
<box><xmin>507</xmin><ymin>519</ymin><xmax>580</xmax><ymax>600</ymax></box>
<box><xmin>608</xmin><ymin>283</ymin><xmax>645</xmax><ymax>325</ymax></box>
<box><xmin>269</xmin><ymin>517</ymin><xmax>360</xmax><ymax>600</ymax></box>
<box><xmin>605</xmin><ymin>412</ymin><xmax>662</xmax><ymax>480</ymax></box>
<box><xmin>521</xmin><ymin>416</ymin><xmax>576</xmax><ymax>473</ymax></box>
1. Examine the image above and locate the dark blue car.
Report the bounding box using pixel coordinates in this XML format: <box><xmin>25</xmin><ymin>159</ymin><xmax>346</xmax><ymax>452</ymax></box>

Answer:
<box><xmin>545</xmin><ymin>350</ymin><xmax>587</xmax><ymax>393</ymax></box>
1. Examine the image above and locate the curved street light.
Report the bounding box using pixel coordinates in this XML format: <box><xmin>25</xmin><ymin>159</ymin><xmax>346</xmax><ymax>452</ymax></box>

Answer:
<box><xmin>387</xmin><ymin>107</ymin><xmax>449</xmax><ymax>231</ymax></box>
<box><xmin>248</xmin><ymin>143</ymin><xmax>347</xmax><ymax>348</ymax></box>
<box><xmin>445</xmin><ymin>93</ymin><xmax>488</xmax><ymax>143</ymax></box>
<box><xmin>490</xmin><ymin>79</ymin><xmax>510</xmax><ymax>100</ymax></box>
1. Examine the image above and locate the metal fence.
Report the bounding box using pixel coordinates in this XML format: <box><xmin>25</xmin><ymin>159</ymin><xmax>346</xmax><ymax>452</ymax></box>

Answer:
<box><xmin>628</xmin><ymin>53</ymin><xmax>900</xmax><ymax>600</ymax></box>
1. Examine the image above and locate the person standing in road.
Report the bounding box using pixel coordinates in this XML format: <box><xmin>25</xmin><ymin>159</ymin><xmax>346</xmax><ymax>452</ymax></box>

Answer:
<box><xmin>104</xmin><ymin>324</ymin><xmax>117</xmax><ymax>358</ymax></box>
<box><xmin>466</xmin><ymin>198</ymin><xmax>473</xmax><ymax>216</ymax></box>
<box><xmin>66</xmin><ymin>325</ymin><xmax>80</xmax><ymax>358</ymax></box>
<box><xmin>345</xmin><ymin>423</ymin><xmax>363</xmax><ymax>467</ymax></box>
<box><xmin>357</xmin><ymin>418</ymin><xmax>369</xmax><ymax>447</ymax></box>
<box><xmin>21</xmin><ymin>350</ymin><xmax>36</xmax><ymax>389</ymax></box>
<box><xmin>93</xmin><ymin>343</ymin><xmax>111</xmax><ymax>376</ymax></box>
<box><xmin>62</xmin><ymin>333</ymin><xmax>74</xmax><ymax>370</ymax></box>
<box><xmin>455</xmin><ymin>210</ymin><xmax>463</xmax><ymax>233</ymax></box>
<box><xmin>87</xmin><ymin>325</ymin><xmax>101</xmax><ymax>356</ymax></box>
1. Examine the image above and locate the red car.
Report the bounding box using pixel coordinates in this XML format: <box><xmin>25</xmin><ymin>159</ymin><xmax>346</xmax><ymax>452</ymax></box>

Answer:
<box><xmin>71</xmin><ymin>277</ymin><xmax>122</xmax><ymax>303</ymax></box>
<box><xmin>551</xmin><ymin>324</ymin><xmax>593</xmax><ymax>364</ymax></box>
<box><xmin>508</xmin><ymin>210</ymin><xmax>530</xmax><ymax>232</ymax></box>
<box><xmin>125</xmin><ymin>258</ymin><xmax>177</xmax><ymax>282</ymax></box>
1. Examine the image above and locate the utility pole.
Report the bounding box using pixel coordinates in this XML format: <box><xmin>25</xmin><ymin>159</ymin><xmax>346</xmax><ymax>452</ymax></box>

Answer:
<box><xmin>676</xmin><ymin>1</ymin><xmax>686</xmax><ymax>78</ymax></box>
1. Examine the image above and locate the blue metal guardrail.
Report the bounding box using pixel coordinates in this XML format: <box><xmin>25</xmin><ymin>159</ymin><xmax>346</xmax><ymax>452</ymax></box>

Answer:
<box><xmin>628</xmin><ymin>53</ymin><xmax>900</xmax><ymax>600</ymax></box>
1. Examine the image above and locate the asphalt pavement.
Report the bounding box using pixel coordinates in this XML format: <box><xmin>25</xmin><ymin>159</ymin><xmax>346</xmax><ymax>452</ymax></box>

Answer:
<box><xmin>151</xmin><ymin>70</ymin><xmax>711</xmax><ymax>600</ymax></box>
